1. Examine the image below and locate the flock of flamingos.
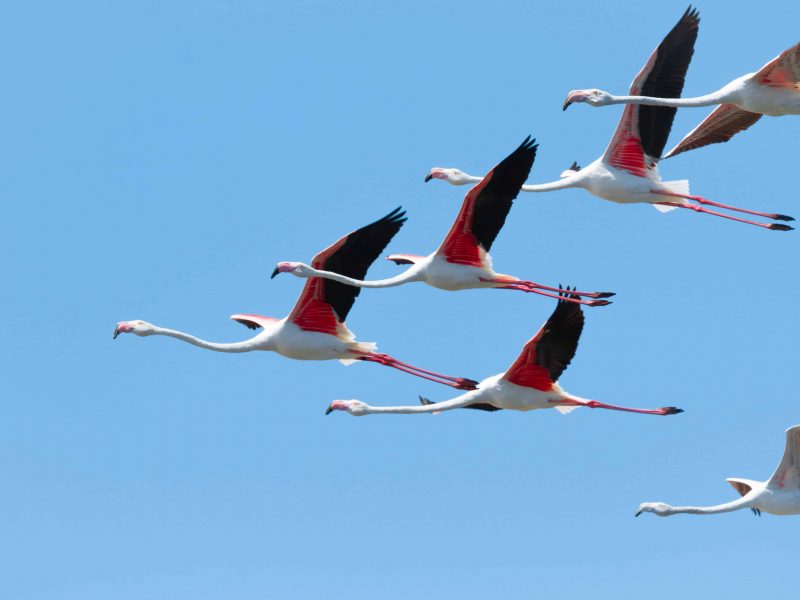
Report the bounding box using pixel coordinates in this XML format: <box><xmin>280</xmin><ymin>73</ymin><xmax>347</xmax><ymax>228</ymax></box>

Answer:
<box><xmin>114</xmin><ymin>7</ymin><xmax>800</xmax><ymax>518</ymax></box>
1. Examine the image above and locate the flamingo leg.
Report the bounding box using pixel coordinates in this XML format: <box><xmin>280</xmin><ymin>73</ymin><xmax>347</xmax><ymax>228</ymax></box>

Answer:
<box><xmin>493</xmin><ymin>283</ymin><xmax>612</xmax><ymax>307</ymax></box>
<box><xmin>654</xmin><ymin>190</ymin><xmax>794</xmax><ymax>221</ymax></box>
<box><xmin>352</xmin><ymin>351</ymin><xmax>478</xmax><ymax>390</ymax></box>
<box><xmin>481</xmin><ymin>278</ymin><xmax>613</xmax><ymax>299</ymax></box>
<box><xmin>651</xmin><ymin>193</ymin><xmax>794</xmax><ymax>231</ymax></box>
<box><xmin>514</xmin><ymin>280</ymin><xmax>615</xmax><ymax>299</ymax></box>
<box><xmin>557</xmin><ymin>397</ymin><xmax>683</xmax><ymax>416</ymax></box>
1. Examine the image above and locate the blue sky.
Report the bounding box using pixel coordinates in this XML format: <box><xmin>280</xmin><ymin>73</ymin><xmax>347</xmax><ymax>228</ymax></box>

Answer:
<box><xmin>2</xmin><ymin>0</ymin><xmax>798</xmax><ymax>597</ymax></box>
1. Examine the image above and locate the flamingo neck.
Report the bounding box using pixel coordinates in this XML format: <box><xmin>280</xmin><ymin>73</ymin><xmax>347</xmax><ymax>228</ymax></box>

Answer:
<box><xmin>149</xmin><ymin>326</ymin><xmax>259</xmax><ymax>353</ymax></box>
<box><xmin>607</xmin><ymin>91</ymin><xmax>727</xmax><ymax>108</ymax></box>
<box><xmin>362</xmin><ymin>394</ymin><xmax>476</xmax><ymax>414</ymax></box>
<box><xmin>660</xmin><ymin>496</ymin><xmax>755</xmax><ymax>516</ymax></box>
<box><xmin>301</xmin><ymin>265</ymin><xmax>423</xmax><ymax>288</ymax></box>
<box><xmin>447</xmin><ymin>172</ymin><xmax>577</xmax><ymax>192</ymax></box>
<box><xmin>520</xmin><ymin>177</ymin><xmax>580</xmax><ymax>192</ymax></box>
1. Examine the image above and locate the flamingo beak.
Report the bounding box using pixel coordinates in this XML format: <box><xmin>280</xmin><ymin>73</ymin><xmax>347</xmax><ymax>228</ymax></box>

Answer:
<box><xmin>113</xmin><ymin>327</ymin><xmax>120</xmax><ymax>339</ymax></box>
<box><xmin>635</xmin><ymin>510</ymin><xmax>642</xmax><ymax>517</ymax></box>
<box><xmin>325</xmin><ymin>405</ymin><xmax>334</xmax><ymax>415</ymax></box>
<box><xmin>424</xmin><ymin>173</ymin><xmax>433</xmax><ymax>182</ymax></box>
<box><xmin>562</xmin><ymin>95</ymin><xmax>574</xmax><ymax>111</ymax></box>
<box><xmin>270</xmin><ymin>267</ymin><xmax>280</xmax><ymax>279</ymax></box>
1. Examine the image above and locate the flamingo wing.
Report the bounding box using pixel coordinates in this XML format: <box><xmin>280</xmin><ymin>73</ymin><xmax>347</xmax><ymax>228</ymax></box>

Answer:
<box><xmin>230</xmin><ymin>314</ymin><xmax>279</xmax><ymax>330</ymax></box>
<box><xmin>767</xmin><ymin>425</ymin><xmax>800</xmax><ymax>491</ymax></box>
<box><xmin>289</xmin><ymin>207</ymin><xmax>407</xmax><ymax>334</ymax></box>
<box><xmin>603</xmin><ymin>6</ymin><xmax>700</xmax><ymax>173</ymax></box>
<box><xmin>754</xmin><ymin>42</ymin><xmax>800</xmax><ymax>88</ymax></box>
<box><xmin>664</xmin><ymin>104</ymin><xmax>761</xmax><ymax>158</ymax></box>
<box><xmin>503</xmin><ymin>289</ymin><xmax>584</xmax><ymax>390</ymax></box>
<box><xmin>436</xmin><ymin>137</ymin><xmax>536</xmax><ymax>266</ymax></box>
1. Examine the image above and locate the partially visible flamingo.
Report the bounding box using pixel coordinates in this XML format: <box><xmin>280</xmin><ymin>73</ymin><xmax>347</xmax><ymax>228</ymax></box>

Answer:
<box><xmin>273</xmin><ymin>138</ymin><xmax>613</xmax><ymax>307</ymax></box>
<box><xmin>114</xmin><ymin>208</ymin><xmax>478</xmax><ymax>390</ymax></box>
<box><xmin>325</xmin><ymin>289</ymin><xmax>682</xmax><ymax>417</ymax></box>
<box><xmin>565</xmin><ymin>40</ymin><xmax>800</xmax><ymax>158</ymax></box>
<box><xmin>426</xmin><ymin>9</ymin><xmax>794</xmax><ymax>231</ymax></box>
<box><xmin>637</xmin><ymin>425</ymin><xmax>800</xmax><ymax>517</ymax></box>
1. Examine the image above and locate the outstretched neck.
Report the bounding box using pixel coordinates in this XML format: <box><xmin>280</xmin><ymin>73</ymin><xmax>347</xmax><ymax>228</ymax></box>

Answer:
<box><xmin>150</xmin><ymin>326</ymin><xmax>259</xmax><ymax>353</ymax></box>
<box><xmin>607</xmin><ymin>90</ymin><xmax>727</xmax><ymax>108</ymax></box>
<box><xmin>365</xmin><ymin>394</ymin><xmax>476</xmax><ymax>414</ymax></box>
<box><xmin>664</xmin><ymin>496</ymin><xmax>755</xmax><ymax>516</ymax></box>
<box><xmin>521</xmin><ymin>177</ymin><xmax>580</xmax><ymax>193</ymax></box>
<box><xmin>301</xmin><ymin>265</ymin><xmax>423</xmax><ymax>288</ymax></box>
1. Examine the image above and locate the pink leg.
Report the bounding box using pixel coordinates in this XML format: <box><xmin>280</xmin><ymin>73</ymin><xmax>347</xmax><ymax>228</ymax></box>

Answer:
<box><xmin>495</xmin><ymin>283</ymin><xmax>612</xmax><ymax>307</ymax></box>
<box><xmin>651</xmin><ymin>193</ymin><xmax>793</xmax><ymax>231</ymax></box>
<box><xmin>515</xmin><ymin>280</ymin><xmax>615</xmax><ymax>299</ymax></box>
<box><xmin>352</xmin><ymin>351</ymin><xmax>478</xmax><ymax>390</ymax></box>
<box><xmin>654</xmin><ymin>190</ymin><xmax>794</xmax><ymax>221</ymax></box>
<box><xmin>482</xmin><ymin>278</ymin><xmax>614</xmax><ymax>299</ymax></box>
<box><xmin>557</xmin><ymin>398</ymin><xmax>683</xmax><ymax>416</ymax></box>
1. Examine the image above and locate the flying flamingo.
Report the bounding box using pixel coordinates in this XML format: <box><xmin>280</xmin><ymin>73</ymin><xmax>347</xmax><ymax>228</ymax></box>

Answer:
<box><xmin>564</xmin><ymin>40</ymin><xmax>800</xmax><ymax>158</ymax></box>
<box><xmin>325</xmin><ymin>289</ymin><xmax>682</xmax><ymax>417</ymax></box>
<box><xmin>273</xmin><ymin>137</ymin><xmax>613</xmax><ymax>307</ymax></box>
<box><xmin>637</xmin><ymin>425</ymin><xmax>800</xmax><ymax>517</ymax></box>
<box><xmin>425</xmin><ymin>9</ymin><xmax>794</xmax><ymax>231</ymax></box>
<box><xmin>114</xmin><ymin>208</ymin><xmax>478</xmax><ymax>390</ymax></box>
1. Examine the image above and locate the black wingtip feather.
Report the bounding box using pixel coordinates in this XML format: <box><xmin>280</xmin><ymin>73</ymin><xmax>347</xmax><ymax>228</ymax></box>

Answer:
<box><xmin>637</xmin><ymin>5</ymin><xmax>700</xmax><ymax>159</ymax></box>
<box><xmin>467</xmin><ymin>136</ymin><xmax>537</xmax><ymax>253</ymax></box>
<box><xmin>315</xmin><ymin>207</ymin><xmax>408</xmax><ymax>323</ymax></box>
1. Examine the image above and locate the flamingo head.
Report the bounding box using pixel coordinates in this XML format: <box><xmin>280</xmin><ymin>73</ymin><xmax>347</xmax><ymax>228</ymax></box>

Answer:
<box><xmin>271</xmin><ymin>261</ymin><xmax>311</xmax><ymax>279</ymax></box>
<box><xmin>424</xmin><ymin>167</ymin><xmax>471</xmax><ymax>185</ymax></box>
<box><xmin>635</xmin><ymin>502</ymin><xmax>673</xmax><ymax>517</ymax></box>
<box><xmin>113</xmin><ymin>320</ymin><xmax>156</xmax><ymax>339</ymax></box>
<box><xmin>325</xmin><ymin>399</ymin><xmax>369</xmax><ymax>416</ymax></box>
<box><xmin>562</xmin><ymin>89</ymin><xmax>613</xmax><ymax>110</ymax></box>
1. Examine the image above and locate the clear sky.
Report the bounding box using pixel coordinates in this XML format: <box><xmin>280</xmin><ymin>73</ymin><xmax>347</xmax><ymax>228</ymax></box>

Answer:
<box><xmin>2</xmin><ymin>0</ymin><xmax>798</xmax><ymax>598</ymax></box>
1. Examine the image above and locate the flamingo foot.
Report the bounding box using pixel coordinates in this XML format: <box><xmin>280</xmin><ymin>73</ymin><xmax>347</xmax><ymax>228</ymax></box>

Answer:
<box><xmin>773</xmin><ymin>214</ymin><xmax>795</xmax><ymax>222</ymax></box>
<box><xmin>769</xmin><ymin>223</ymin><xmax>794</xmax><ymax>231</ymax></box>
<box><xmin>587</xmin><ymin>299</ymin><xmax>613</xmax><ymax>307</ymax></box>
<box><xmin>659</xmin><ymin>407</ymin><xmax>684</xmax><ymax>416</ymax></box>
<box><xmin>454</xmin><ymin>378</ymin><xmax>479</xmax><ymax>391</ymax></box>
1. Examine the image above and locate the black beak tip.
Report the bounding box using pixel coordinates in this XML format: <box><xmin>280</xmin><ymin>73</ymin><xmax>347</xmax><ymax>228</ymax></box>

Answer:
<box><xmin>635</xmin><ymin>511</ymin><xmax>642</xmax><ymax>517</ymax></box>
<box><xmin>325</xmin><ymin>406</ymin><xmax>333</xmax><ymax>415</ymax></box>
<box><xmin>113</xmin><ymin>329</ymin><xmax>119</xmax><ymax>339</ymax></box>
<box><xmin>270</xmin><ymin>267</ymin><xmax>280</xmax><ymax>279</ymax></box>
<box><xmin>424</xmin><ymin>174</ymin><xmax>432</xmax><ymax>183</ymax></box>
<box><xmin>562</xmin><ymin>101</ymin><xmax>571</xmax><ymax>111</ymax></box>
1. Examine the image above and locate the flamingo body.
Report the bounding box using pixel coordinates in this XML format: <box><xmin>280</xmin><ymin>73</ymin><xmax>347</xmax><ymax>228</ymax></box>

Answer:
<box><xmin>239</xmin><ymin>317</ymin><xmax>374</xmax><ymax>363</ymax></box>
<box><xmin>731</xmin><ymin>74</ymin><xmax>800</xmax><ymax>116</ymax></box>
<box><xmin>560</xmin><ymin>159</ymin><xmax>686</xmax><ymax>206</ymax></box>
<box><xmin>459</xmin><ymin>374</ymin><xmax>572</xmax><ymax>411</ymax></box>
<box><xmin>413</xmin><ymin>252</ymin><xmax>512</xmax><ymax>291</ymax></box>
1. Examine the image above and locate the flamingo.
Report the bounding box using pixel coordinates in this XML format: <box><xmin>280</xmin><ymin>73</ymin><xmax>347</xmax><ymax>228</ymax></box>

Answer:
<box><xmin>564</xmin><ymin>39</ymin><xmax>800</xmax><ymax>158</ymax></box>
<box><xmin>637</xmin><ymin>425</ymin><xmax>800</xmax><ymax>517</ymax></box>
<box><xmin>325</xmin><ymin>289</ymin><xmax>682</xmax><ymax>417</ymax></box>
<box><xmin>273</xmin><ymin>137</ymin><xmax>613</xmax><ymax>307</ymax></box>
<box><xmin>113</xmin><ymin>208</ymin><xmax>478</xmax><ymax>390</ymax></box>
<box><xmin>425</xmin><ymin>9</ymin><xmax>794</xmax><ymax>231</ymax></box>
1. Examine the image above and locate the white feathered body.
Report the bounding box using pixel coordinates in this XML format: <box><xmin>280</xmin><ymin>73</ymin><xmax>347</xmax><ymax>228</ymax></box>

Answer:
<box><xmin>732</xmin><ymin>75</ymin><xmax>800</xmax><ymax>116</ymax></box>
<box><xmin>254</xmin><ymin>318</ymin><xmax>375</xmax><ymax>364</ymax></box>
<box><xmin>568</xmin><ymin>159</ymin><xmax>690</xmax><ymax>208</ymax></box>
<box><xmin>466</xmin><ymin>373</ymin><xmax>575</xmax><ymax>412</ymax></box>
